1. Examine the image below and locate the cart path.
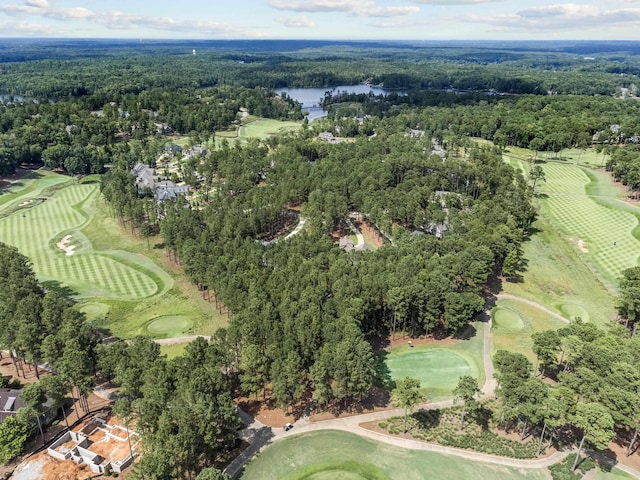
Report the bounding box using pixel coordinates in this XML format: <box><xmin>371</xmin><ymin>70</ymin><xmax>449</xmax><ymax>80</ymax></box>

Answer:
<box><xmin>153</xmin><ymin>335</ymin><xmax>211</xmax><ymax>345</ymax></box>
<box><xmin>496</xmin><ymin>293</ymin><xmax>570</xmax><ymax>324</ymax></box>
<box><xmin>284</xmin><ymin>216</ymin><xmax>307</xmax><ymax>240</ymax></box>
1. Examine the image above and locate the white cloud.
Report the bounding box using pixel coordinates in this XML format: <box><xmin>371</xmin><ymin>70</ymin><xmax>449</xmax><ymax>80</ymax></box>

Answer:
<box><xmin>0</xmin><ymin>20</ymin><xmax>63</xmax><ymax>35</ymax></box>
<box><xmin>269</xmin><ymin>0</ymin><xmax>374</xmax><ymax>13</ymax></box>
<box><xmin>275</xmin><ymin>15</ymin><xmax>316</xmax><ymax>27</ymax></box>
<box><xmin>0</xmin><ymin>3</ymin><xmax>261</xmax><ymax>37</ymax></box>
<box><xmin>269</xmin><ymin>0</ymin><xmax>418</xmax><ymax>18</ymax></box>
<box><xmin>371</xmin><ymin>18</ymin><xmax>435</xmax><ymax>28</ymax></box>
<box><xmin>463</xmin><ymin>3</ymin><xmax>640</xmax><ymax>31</ymax></box>
<box><xmin>357</xmin><ymin>6</ymin><xmax>420</xmax><ymax>17</ymax></box>
<box><xmin>24</xmin><ymin>0</ymin><xmax>48</xmax><ymax>8</ymax></box>
<box><xmin>412</xmin><ymin>0</ymin><xmax>503</xmax><ymax>4</ymax></box>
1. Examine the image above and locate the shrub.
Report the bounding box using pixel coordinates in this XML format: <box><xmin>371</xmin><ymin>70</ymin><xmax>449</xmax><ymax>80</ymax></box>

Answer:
<box><xmin>549</xmin><ymin>455</ymin><xmax>595</xmax><ymax>480</ymax></box>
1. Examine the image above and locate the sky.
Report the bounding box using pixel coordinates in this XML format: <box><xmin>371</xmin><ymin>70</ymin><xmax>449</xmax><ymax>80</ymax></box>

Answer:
<box><xmin>0</xmin><ymin>0</ymin><xmax>639</xmax><ymax>40</ymax></box>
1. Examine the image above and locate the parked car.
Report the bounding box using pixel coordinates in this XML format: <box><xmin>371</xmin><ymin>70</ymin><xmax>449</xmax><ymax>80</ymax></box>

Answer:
<box><xmin>284</xmin><ymin>422</ymin><xmax>293</xmax><ymax>431</ymax></box>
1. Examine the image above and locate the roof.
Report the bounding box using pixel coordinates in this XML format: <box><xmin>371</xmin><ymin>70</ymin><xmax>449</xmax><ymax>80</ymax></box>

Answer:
<box><xmin>339</xmin><ymin>236</ymin><xmax>355</xmax><ymax>251</ymax></box>
<box><xmin>155</xmin><ymin>185</ymin><xmax>190</xmax><ymax>202</ymax></box>
<box><xmin>0</xmin><ymin>388</ymin><xmax>25</xmax><ymax>423</ymax></box>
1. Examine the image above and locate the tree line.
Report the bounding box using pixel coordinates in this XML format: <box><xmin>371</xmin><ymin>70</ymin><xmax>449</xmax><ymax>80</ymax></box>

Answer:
<box><xmin>0</xmin><ymin>243</ymin><xmax>237</xmax><ymax>478</ymax></box>
<box><xmin>0</xmin><ymin>85</ymin><xmax>301</xmax><ymax>175</ymax></box>
<box><xmin>495</xmin><ymin>315</ymin><xmax>640</xmax><ymax>470</ymax></box>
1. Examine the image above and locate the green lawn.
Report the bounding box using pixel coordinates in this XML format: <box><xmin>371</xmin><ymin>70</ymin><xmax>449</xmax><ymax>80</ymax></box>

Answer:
<box><xmin>0</xmin><ymin>169</ymin><xmax>70</xmax><ymax>210</ymax></box>
<box><xmin>239</xmin><ymin>118</ymin><xmax>301</xmax><ymax>139</ymax></box>
<box><xmin>382</xmin><ymin>323</ymin><xmax>485</xmax><ymax>399</ymax></box>
<box><xmin>159</xmin><ymin>342</ymin><xmax>189</xmax><ymax>359</ymax></box>
<box><xmin>0</xmin><ymin>171</ymin><xmax>225</xmax><ymax>340</ymax></box>
<box><xmin>0</xmin><ymin>179</ymin><xmax>170</xmax><ymax>300</ymax></box>
<box><xmin>539</xmin><ymin>162</ymin><xmax>640</xmax><ymax>289</ymax></box>
<box><xmin>593</xmin><ymin>467</ymin><xmax>635</xmax><ymax>479</ymax></box>
<box><xmin>240</xmin><ymin>430</ymin><xmax>549</xmax><ymax>480</ymax></box>
<box><xmin>491</xmin><ymin>299</ymin><xmax>568</xmax><ymax>363</ymax></box>
<box><xmin>497</xmin><ymin>151</ymin><xmax>618</xmax><ymax>329</ymax></box>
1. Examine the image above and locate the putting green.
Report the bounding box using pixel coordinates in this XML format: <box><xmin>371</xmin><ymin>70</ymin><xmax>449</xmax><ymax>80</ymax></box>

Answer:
<box><xmin>146</xmin><ymin>315</ymin><xmax>192</xmax><ymax>337</ymax></box>
<box><xmin>282</xmin><ymin>461</ymin><xmax>388</xmax><ymax>480</ymax></box>
<box><xmin>77</xmin><ymin>301</ymin><xmax>110</xmax><ymax>320</ymax></box>
<box><xmin>560</xmin><ymin>304</ymin><xmax>589</xmax><ymax>322</ymax></box>
<box><xmin>492</xmin><ymin>307</ymin><xmax>525</xmax><ymax>331</ymax></box>
<box><xmin>385</xmin><ymin>347</ymin><xmax>475</xmax><ymax>394</ymax></box>
<box><xmin>241</xmin><ymin>430</ymin><xmax>548</xmax><ymax>480</ymax></box>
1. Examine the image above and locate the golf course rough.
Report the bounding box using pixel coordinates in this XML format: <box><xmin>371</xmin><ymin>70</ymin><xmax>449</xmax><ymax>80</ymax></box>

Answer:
<box><xmin>0</xmin><ymin>180</ymin><xmax>172</xmax><ymax>300</ymax></box>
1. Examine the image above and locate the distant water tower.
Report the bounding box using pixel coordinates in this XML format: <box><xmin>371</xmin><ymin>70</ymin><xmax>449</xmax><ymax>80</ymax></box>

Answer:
<box><xmin>193</xmin><ymin>49</ymin><xmax>196</xmax><ymax>55</ymax></box>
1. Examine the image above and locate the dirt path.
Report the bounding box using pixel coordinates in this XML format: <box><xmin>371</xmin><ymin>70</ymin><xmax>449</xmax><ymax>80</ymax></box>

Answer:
<box><xmin>496</xmin><ymin>293</ymin><xmax>570</xmax><ymax>324</ymax></box>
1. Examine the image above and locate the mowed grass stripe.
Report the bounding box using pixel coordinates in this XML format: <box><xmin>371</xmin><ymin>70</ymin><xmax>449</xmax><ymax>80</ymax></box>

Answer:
<box><xmin>540</xmin><ymin>163</ymin><xmax>640</xmax><ymax>283</ymax></box>
<box><xmin>0</xmin><ymin>182</ymin><xmax>166</xmax><ymax>300</ymax></box>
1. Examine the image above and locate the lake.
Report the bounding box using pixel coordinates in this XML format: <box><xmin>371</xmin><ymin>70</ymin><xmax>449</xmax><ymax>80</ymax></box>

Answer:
<box><xmin>275</xmin><ymin>84</ymin><xmax>399</xmax><ymax>121</ymax></box>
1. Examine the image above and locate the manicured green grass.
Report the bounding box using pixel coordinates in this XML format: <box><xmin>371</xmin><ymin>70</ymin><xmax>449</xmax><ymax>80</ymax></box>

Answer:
<box><xmin>497</xmin><ymin>153</ymin><xmax>617</xmax><ymax>328</ymax></box>
<box><xmin>560</xmin><ymin>304</ymin><xmax>589</xmax><ymax>322</ymax></box>
<box><xmin>240</xmin><ymin>430</ymin><xmax>548</xmax><ymax>480</ymax></box>
<box><xmin>554</xmin><ymin>148</ymin><xmax>608</xmax><ymax>168</ymax></box>
<box><xmin>0</xmin><ymin>171</ymin><xmax>226</xmax><ymax>340</ymax></box>
<box><xmin>501</xmin><ymin>145</ymin><xmax>609</xmax><ymax>170</ymax></box>
<box><xmin>386</xmin><ymin>348</ymin><xmax>475</xmax><ymax>397</ymax></box>
<box><xmin>383</xmin><ymin>323</ymin><xmax>484</xmax><ymax>399</ymax></box>
<box><xmin>492</xmin><ymin>299</ymin><xmax>568</xmax><ymax>363</ymax></box>
<box><xmin>280</xmin><ymin>460</ymin><xmax>387</xmax><ymax>480</ymax></box>
<box><xmin>492</xmin><ymin>307</ymin><xmax>525</xmax><ymax>331</ymax></box>
<box><xmin>145</xmin><ymin>315</ymin><xmax>193</xmax><ymax>338</ymax></box>
<box><xmin>159</xmin><ymin>342</ymin><xmax>189</xmax><ymax>360</ymax></box>
<box><xmin>77</xmin><ymin>301</ymin><xmax>110</xmax><ymax>320</ymax></box>
<box><xmin>539</xmin><ymin>162</ymin><xmax>640</xmax><ymax>289</ymax></box>
<box><xmin>0</xmin><ymin>179</ymin><xmax>171</xmax><ymax>300</ymax></box>
<box><xmin>593</xmin><ymin>467</ymin><xmax>635</xmax><ymax>479</ymax></box>
<box><xmin>239</xmin><ymin>118</ymin><xmax>301</xmax><ymax>139</ymax></box>
<box><xmin>0</xmin><ymin>170</ymin><xmax>69</xmax><ymax>209</ymax></box>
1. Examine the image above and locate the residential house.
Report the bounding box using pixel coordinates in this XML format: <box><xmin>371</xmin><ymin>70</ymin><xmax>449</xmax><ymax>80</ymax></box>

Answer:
<box><xmin>0</xmin><ymin>388</ymin><xmax>25</xmax><ymax>423</ymax></box>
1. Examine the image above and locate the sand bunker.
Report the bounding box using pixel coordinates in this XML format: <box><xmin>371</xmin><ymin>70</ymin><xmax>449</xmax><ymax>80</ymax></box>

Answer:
<box><xmin>56</xmin><ymin>234</ymin><xmax>76</xmax><ymax>256</ymax></box>
<box><xmin>577</xmin><ymin>239</ymin><xmax>588</xmax><ymax>253</ymax></box>
<box><xmin>18</xmin><ymin>199</ymin><xmax>33</xmax><ymax>207</ymax></box>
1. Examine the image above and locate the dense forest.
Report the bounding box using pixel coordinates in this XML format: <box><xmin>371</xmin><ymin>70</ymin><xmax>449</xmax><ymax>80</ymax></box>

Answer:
<box><xmin>3</xmin><ymin>39</ymin><xmax>640</xmax><ymax>478</ymax></box>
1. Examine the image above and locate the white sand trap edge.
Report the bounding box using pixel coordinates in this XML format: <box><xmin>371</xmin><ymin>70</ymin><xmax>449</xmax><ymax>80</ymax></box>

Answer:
<box><xmin>56</xmin><ymin>234</ymin><xmax>76</xmax><ymax>256</ymax></box>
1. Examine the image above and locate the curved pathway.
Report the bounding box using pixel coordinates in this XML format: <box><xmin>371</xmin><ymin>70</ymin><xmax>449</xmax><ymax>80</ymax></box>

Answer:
<box><xmin>284</xmin><ymin>216</ymin><xmax>306</xmax><ymax>240</ymax></box>
<box><xmin>345</xmin><ymin>218</ymin><xmax>366</xmax><ymax>250</ymax></box>
<box><xmin>496</xmin><ymin>293</ymin><xmax>570</xmax><ymax>324</ymax></box>
<box><xmin>224</xmin><ymin>298</ymin><xmax>640</xmax><ymax>479</ymax></box>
